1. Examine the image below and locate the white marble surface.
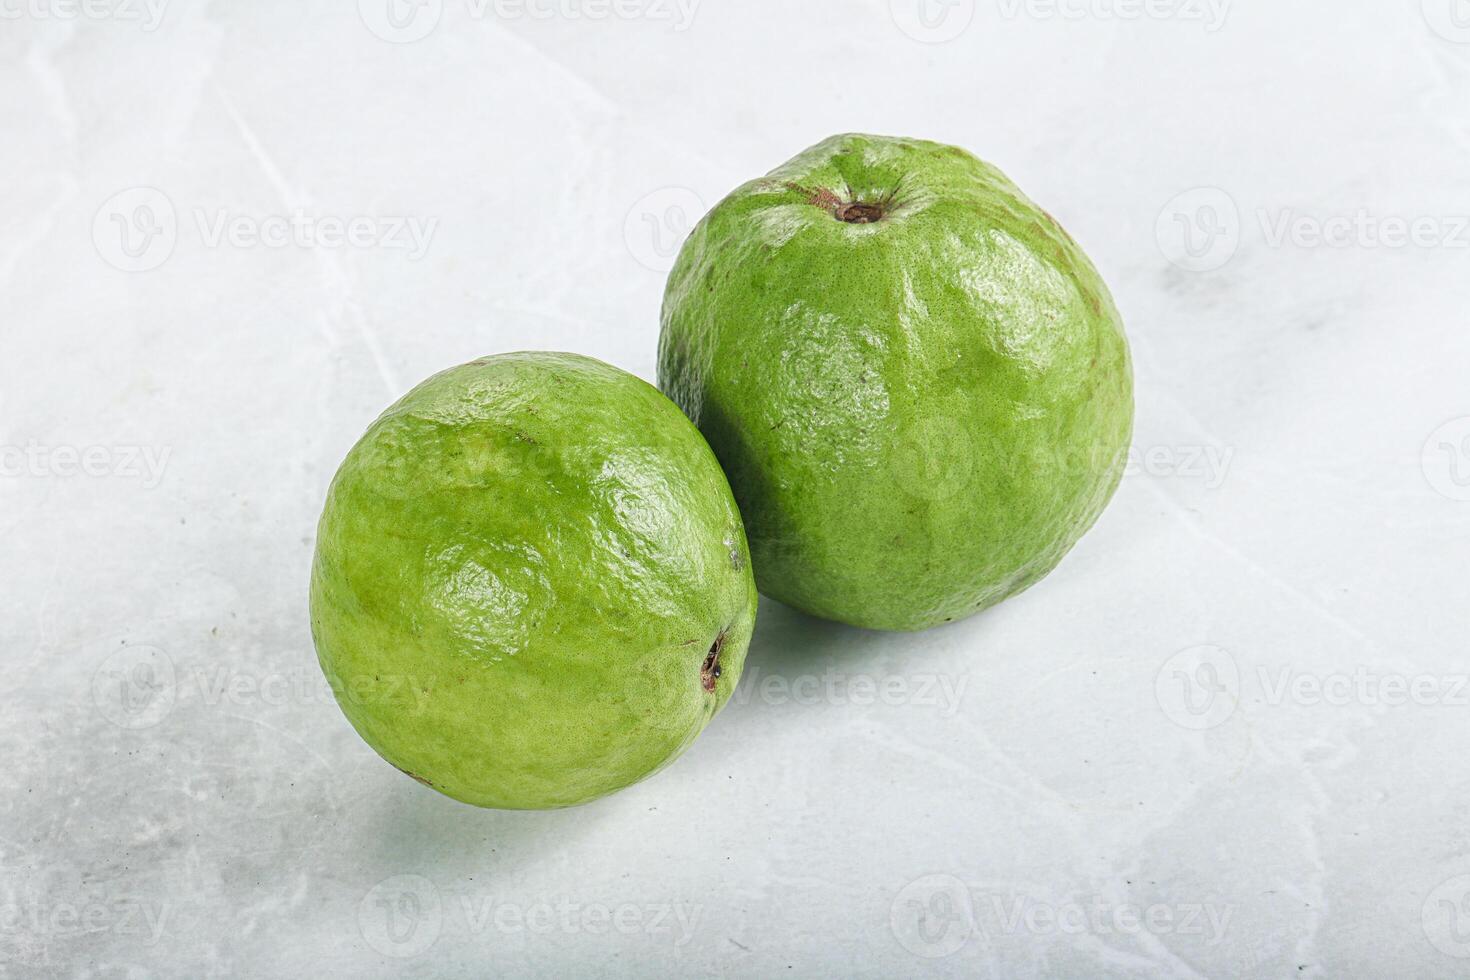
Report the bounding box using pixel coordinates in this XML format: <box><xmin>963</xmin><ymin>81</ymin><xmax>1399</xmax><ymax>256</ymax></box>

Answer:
<box><xmin>3</xmin><ymin>1</ymin><xmax>1469</xmax><ymax>977</ymax></box>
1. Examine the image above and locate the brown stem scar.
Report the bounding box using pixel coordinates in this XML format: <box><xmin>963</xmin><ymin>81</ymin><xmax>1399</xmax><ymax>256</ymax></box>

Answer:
<box><xmin>835</xmin><ymin>202</ymin><xmax>885</xmax><ymax>223</ymax></box>
<box><xmin>785</xmin><ymin>182</ymin><xmax>889</xmax><ymax>224</ymax></box>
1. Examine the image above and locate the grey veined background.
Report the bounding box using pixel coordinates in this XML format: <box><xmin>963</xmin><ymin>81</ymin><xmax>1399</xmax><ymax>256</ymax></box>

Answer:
<box><xmin>3</xmin><ymin>1</ymin><xmax>1470</xmax><ymax>977</ymax></box>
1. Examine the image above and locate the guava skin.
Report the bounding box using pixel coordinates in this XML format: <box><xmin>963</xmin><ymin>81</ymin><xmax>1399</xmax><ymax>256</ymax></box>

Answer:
<box><xmin>309</xmin><ymin>352</ymin><xmax>757</xmax><ymax>809</ymax></box>
<box><xmin>658</xmin><ymin>134</ymin><xmax>1133</xmax><ymax>632</ymax></box>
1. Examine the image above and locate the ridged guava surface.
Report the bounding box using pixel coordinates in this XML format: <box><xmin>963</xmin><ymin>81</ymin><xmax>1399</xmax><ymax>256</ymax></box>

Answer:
<box><xmin>658</xmin><ymin>134</ymin><xmax>1133</xmax><ymax>632</ymax></box>
<box><xmin>310</xmin><ymin>352</ymin><xmax>757</xmax><ymax>809</ymax></box>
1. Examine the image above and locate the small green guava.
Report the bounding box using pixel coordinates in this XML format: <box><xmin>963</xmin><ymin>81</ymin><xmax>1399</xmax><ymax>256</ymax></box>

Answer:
<box><xmin>658</xmin><ymin>134</ymin><xmax>1134</xmax><ymax>632</ymax></box>
<box><xmin>309</xmin><ymin>352</ymin><xmax>757</xmax><ymax>809</ymax></box>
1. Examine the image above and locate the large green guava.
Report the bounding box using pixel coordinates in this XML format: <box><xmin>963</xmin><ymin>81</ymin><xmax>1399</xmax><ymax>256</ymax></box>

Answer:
<box><xmin>309</xmin><ymin>352</ymin><xmax>757</xmax><ymax>809</ymax></box>
<box><xmin>658</xmin><ymin>134</ymin><xmax>1133</xmax><ymax>632</ymax></box>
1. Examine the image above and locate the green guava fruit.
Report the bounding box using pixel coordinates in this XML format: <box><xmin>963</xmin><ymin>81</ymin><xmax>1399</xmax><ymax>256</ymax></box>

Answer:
<box><xmin>309</xmin><ymin>352</ymin><xmax>757</xmax><ymax>809</ymax></box>
<box><xmin>658</xmin><ymin>134</ymin><xmax>1133</xmax><ymax>632</ymax></box>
